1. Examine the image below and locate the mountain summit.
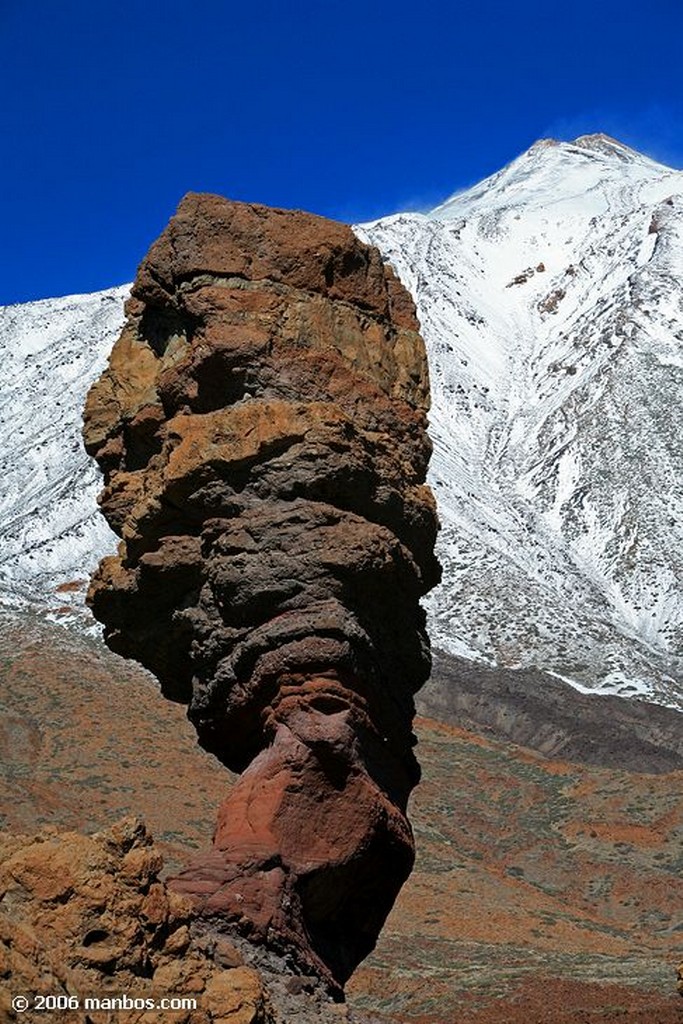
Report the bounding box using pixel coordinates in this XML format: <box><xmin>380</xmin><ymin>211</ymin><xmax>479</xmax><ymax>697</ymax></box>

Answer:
<box><xmin>0</xmin><ymin>136</ymin><xmax>681</xmax><ymax>708</ymax></box>
<box><xmin>358</xmin><ymin>135</ymin><xmax>683</xmax><ymax>708</ymax></box>
<box><xmin>557</xmin><ymin>132</ymin><xmax>644</xmax><ymax>157</ymax></box>
<box><xmin>430</xmin><ymin>133</ymin><xmax>672</xmax><ymax>221</ymax></box>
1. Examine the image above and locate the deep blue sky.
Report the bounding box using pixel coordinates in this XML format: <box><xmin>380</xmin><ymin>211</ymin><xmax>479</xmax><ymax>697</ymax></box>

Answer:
<box><xmin>1</xmin><ymin>0</ymin><xmax>682</xmax><ymax>304</ymax></box>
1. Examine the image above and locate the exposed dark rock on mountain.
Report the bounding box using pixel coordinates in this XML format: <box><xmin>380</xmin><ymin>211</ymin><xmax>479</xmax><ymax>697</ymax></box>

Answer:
<box><xmin>83</xmin><ymin>194</ymin><xmax>440</xmax><ymax>993</ymax></box>
<box><xmin>422</xmin><ymin>650</ymin><xmax>683</xmax><ymax>773</ymax></box>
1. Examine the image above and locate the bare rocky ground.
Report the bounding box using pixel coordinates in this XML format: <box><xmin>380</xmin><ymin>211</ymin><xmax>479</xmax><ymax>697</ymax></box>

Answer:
<box><xmin>1</xmin><ymin>608</ymin><xmax>682</xmax><ymax>1022</ymax></box>
<box><xmin>348</xmin><ymin>716</ymin><xmax>683</xmax><ymax>1022</ymax></box>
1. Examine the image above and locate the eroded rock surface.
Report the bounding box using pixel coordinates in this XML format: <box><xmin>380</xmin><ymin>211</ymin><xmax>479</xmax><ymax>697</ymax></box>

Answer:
<box><xmin>83</xmin><ymin>194</ymin><xmax>440</xmax><ymax>992</ymax></box>
<box><xmin>0</xmin><ymin>819</ymin><xmax>273</xmax><ymax>1024</ymax></box>
<box><xmin>0</xmin><ymin>819</ymin><xmax>382</xmax><ymax>1024</ymax></box>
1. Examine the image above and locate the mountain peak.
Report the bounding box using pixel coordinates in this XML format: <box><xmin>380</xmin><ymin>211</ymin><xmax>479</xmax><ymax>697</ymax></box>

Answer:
<box><xmin>358</xmin><ymin>135</ymin><xmax>683</xmax><ymax>711</ymax></box>
<box><xmin>570</xmin><ymin>132</ymin><xmax>641</xmax><ymax>160</ymax></box>
<box><xmin>528</xmin><ymin>133</ymin><xmax>647</xmax><ymax>163</ymax></box>
<box><xmin>429</xmin><ymin>130</ymin><xmax>675</xmax><ymax>222</ymax></box>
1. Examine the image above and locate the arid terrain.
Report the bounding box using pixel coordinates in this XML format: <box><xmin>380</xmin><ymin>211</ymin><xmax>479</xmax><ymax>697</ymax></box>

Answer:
<box><xmin>348</xmin><ymin>717</ymin><xmax>683</xmax><ymax>1022</ymax></box>
<box><xmin>1</xmin><ymin>606</ymin><xmax>681</xmax><ymax>1022</ymax></box>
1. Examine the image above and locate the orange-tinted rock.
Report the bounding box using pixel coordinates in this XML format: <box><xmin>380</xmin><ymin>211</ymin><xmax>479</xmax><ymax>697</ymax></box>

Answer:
<box><xmin>0</xmin><ymin>819</ymin><xmax>274</xmax><ymax>1024</ymax></box>
<box><xmin>83</xmin><ymin>194</ymin><xmax>440</xmax><ymax>992</ymax></box>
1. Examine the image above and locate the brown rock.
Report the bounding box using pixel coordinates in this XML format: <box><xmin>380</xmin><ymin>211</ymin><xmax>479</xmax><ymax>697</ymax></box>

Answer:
<box><xmin>84</xmin><ymin>194</ymin><xmax>440</xmax><ymax>992</ymax></box>
<box><xmin>203</xmin><ymin>967</ymin><xmax>266</xmax><ymax>1023</ymax></box>
<box><xmin>0</xmin><ymin>819</ymin><xmax>274</xmax><ymax>1023</ymax></box>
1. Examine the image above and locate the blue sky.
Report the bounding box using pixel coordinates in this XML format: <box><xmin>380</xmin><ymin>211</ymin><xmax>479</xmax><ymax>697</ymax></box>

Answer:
<box><xmin>1</xmin><ymin>0</ymin><xmax>682</xmax><ymax>304</ymax></box>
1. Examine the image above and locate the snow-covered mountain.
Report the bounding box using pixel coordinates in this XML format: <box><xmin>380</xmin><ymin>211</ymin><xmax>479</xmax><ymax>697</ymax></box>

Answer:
<box><xmin>358</xmin><ymin>134</ymin><xmax>683</xmax><ymax>709</ymax></box>
<box><xmin>0</xmin><ymin>287</ymin><xmax>126</xmax><ymax>616</ymax></box>
<box><xmin>1</xmin><ymin>134</ymin><xmax>681</xmax><ymax>708</ymax></box>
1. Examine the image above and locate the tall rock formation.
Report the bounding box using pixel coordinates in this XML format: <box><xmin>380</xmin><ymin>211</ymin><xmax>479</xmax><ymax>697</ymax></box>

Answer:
<box><xmin>83</xmin><ymin>194</ymin><xmax>440</xmax><ymax>993</ymax></box>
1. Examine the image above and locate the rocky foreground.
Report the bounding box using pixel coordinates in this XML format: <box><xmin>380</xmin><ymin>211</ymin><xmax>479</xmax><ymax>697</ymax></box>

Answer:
<box><xmin>1</xmin><ymin>610</ymin><xmax>682</xmax><ymax>1022</ymax></box>
<box><xmin>0</xmin><ymin>815</ymin><xmax>380</xmax><ymax>1024</ymax></box>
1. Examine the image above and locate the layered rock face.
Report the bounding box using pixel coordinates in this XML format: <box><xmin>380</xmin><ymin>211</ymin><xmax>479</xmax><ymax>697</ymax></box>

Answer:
<box><xmin>83</xmin><ymin>194</ymin><xmax>440</xmax><ymax>992</ymax></box>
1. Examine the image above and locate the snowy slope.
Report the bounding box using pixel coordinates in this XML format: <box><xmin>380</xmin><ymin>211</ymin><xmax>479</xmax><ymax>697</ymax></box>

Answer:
<box><xmin>358</xmin><ymin>134</ymin><xmax>683</xmax><ymax>708</ymax></box>
<box><xmin>0</xmin><ymin>134</ymin><xmax>681</xmax><ymax>707</ymax></box>
<box><xmin>0</xmin><ymin>287</ymin><xmax>125</xmax><ymax>616</ymax></box>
